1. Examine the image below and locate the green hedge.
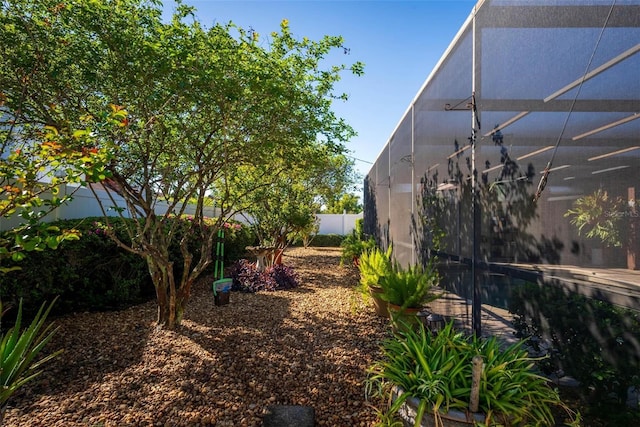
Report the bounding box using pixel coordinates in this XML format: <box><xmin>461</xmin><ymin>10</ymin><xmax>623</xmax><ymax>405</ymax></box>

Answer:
<box><xmin>291</xmin><ymin>234</ymin><xmax>344</xmax><ymax>247</ymax></box>
<box><xmin>510</xmin><ymin>281</ymin><xmax>640</xmax><ymax>423</ymax></box>
<box><xmin>0</xmin><ymin>216</ymin><xmax>255</xmax><ymax>317</ymax></box>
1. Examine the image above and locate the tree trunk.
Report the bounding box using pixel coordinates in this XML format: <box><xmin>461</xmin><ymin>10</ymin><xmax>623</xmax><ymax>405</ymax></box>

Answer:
<box><xmin>168</xmin><ymin>268</ymin><xmax>176</xmax><ymax>329</ymax></box>
<box><xmin>175</xmin><ymin>277</ymin><xmax>195</xmax><ymax>326</ymax></box>
<box><xmin>142</xmin><ymin>222</ymin><xmax>218</xmax><ymax>330</ymax></box>
<box><xmin>147</xmin><ymin>254</ymin><xmax>176</xmax><ymax>328</ymax></box>
<box><xmin>155</xmin><ymin>286</ymin><xmax>169</xmax><ymax>326</ymax></box>
<box><xmin>274</xmin><ymin>248</ymin><xmax>284</xmax><ymax>265</ymax></box>
<box><xmin>148</xmin><ymin>257</ymin><xmax>200</xmax><ymax>329</ymax></box>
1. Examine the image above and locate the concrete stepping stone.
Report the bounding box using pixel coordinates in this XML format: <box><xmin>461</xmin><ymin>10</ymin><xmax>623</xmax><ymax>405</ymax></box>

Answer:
<box><xmin>262</xmin><ymin>405</ymin><xmax>314</xmax><ymax>427</ymax></box>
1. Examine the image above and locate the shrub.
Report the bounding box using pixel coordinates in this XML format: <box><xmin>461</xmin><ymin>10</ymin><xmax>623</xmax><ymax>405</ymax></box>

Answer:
<box><xmin>228</xmin><ymin>260</ymin><xmax>299</xmax><ymax>293</ymax></box>
<box><xmin>221</xmin><ymin>223</ymin><xmax>256</xmax><ymax>262</ymax></box>
<box><xmin>510</xmin><ymin>280</ymin><xmax>640</xmax><ymax>424</ymax></box>
<box><xmin>269</xmin><ymin>264</ymin><xmax>299</xmax><ymax>290</ymax></box>
<box><xmin>228</xmin><ymin>259</ymin><xmax>277</xmax><ymax>293</ymax></box>
<box><xmin>309</xmin><ymin>234</ymin><xmax>344</xmax><ymax>247</ymax></box>
<box><xmin>288</xmin><ymin>234</ymin><xmax>344</xmax><ymax>247</ymax></box>
<box><xmin>0</xmin><ymin>217</ymin><xmax>153</xmax><ymax>317</ymax></box>
<box><xmin>0</xmin><ymin>216</ymin><xmax>255</xmax><ymax>317</ymax></box>
<box><xmin>366</xmin><ymin>322</ymin><xmax>580</xmax><ymax>426</ymax></box>
<box><xmin>340</xmin><ymin>231</ymin><xmax>376</xmax><ymax>266</ymax></box>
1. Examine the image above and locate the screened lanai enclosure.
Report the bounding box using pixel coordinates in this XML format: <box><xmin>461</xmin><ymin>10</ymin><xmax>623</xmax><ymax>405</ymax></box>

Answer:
<box><xmin>364</xmin><ymin>0</ymin><xmax>640</xmax><ymax>378</ymax></box>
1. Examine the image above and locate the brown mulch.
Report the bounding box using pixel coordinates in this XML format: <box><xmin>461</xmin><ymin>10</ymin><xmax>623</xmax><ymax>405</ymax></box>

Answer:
<box><xmin>3</xmin><ymin>247</ymin><xmax>390</xmax><ymax>427</ymax></box>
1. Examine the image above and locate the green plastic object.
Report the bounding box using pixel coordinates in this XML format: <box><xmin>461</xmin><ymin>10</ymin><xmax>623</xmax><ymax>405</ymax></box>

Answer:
<box><xmin>213</xmin><ymin>228</ymin><xmax>232</xmax><ymax>296</ymax></box>
<box><xmin>213</xmin><ymin>278</ymin><xmax>233</xmax><ymax>296</ymax></box>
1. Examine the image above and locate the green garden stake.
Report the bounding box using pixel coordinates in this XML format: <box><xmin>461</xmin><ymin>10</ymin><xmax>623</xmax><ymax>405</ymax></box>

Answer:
<box><xmin>213</xmin><ymin>229</ymin><xmax>222</xmax><ymax>295</ymax></box>
<box><xmin>213</xmin><ymin>227</ymin><xmax>232</xmax><ymax>305</ymax></box>
<box><xmin>219</xmin><ymin>228</ymin><xmax>225</xmax><ymax>281</ymax></box>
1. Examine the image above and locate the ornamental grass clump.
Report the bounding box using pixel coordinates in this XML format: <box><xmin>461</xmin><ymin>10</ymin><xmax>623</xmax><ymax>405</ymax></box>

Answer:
<box><xmin>365</xmin><ymin>322</ymin><xmax>580</xmax><ymax>426</ymax></box>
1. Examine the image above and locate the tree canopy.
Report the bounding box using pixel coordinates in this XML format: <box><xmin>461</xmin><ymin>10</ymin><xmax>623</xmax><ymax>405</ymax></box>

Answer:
<box><xmin>0</xmin><ymin>0</ymin><xmax>363</xmax><ymax>328</ymax></box>
<box><xmin>324</xmin><ymin>192</ymin><xmax>363</xmax><ymax>214</ymax></box>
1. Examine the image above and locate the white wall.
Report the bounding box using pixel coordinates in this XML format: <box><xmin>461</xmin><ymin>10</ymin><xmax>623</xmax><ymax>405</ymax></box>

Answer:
<box><xmin>0</xmin><ymin>184</ymin><xmax>361</xmax><ymax>236</ymax></box>
<box><xmin>53</xmin><ymin>185</ymin><xmax>217</xmax><ymax>219</ymax></box>
<box><xmin>316</xmin><ymin>213</ymin><xmax>362</xmax><ymax>235</ymax></box>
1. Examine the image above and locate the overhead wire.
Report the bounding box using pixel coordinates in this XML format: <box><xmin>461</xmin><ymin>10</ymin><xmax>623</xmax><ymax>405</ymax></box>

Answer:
<box><xmin>533</xmin><ymin>0</ymin><xmax>617</xmax><ymax>202</ymax></box>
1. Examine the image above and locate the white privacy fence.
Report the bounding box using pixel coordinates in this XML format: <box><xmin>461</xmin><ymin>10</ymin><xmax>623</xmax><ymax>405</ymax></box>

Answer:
<box><xmin>315</xmin><ymin>213</ymin><xmax>362</xmax><ymax>235</ymax></box>
<box><xmin>0</xmin><ymin>184</ymin><xmax>216</xmax><ymax>230</ymax></box>
<box><xmin>0</xmin><ymin>184</ymin><xmax>362</xmax><ymax>236</ymax></box>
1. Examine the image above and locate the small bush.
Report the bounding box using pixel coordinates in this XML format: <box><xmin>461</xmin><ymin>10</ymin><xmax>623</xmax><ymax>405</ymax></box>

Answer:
<box><xmin>269</xmin><ymin>264</ymin><xmax>299</xmax><ymax>290</ymax></box>
<box><xmin>0</xmin><ymin>216</ymin><xmax>256</xmax><ymax>317</ymax></box>
<box><xmin>228</xmin><ymin>260</ymin><xmax>299</xmax><ymax>293</ymax></box>
<box><xmin>510</xmin><ymin>281</ymin><xmax>640</xmax><ymax>423</ymax></box>
<box><xmin>0</xmin><ymin>217</ymin><xmax>154</xmax><ymax>317</ymax></box>
<box><xmin>309</xmin><ymin>234</ymin><xmax>344</xmax><ymax>247</ymax></box>
<box><xmin>228</xmin><ymin>259</ymin><xmax>277</xmax><ymax>292</ymax></box>
<box><xmin>222</xmin><ymin>224</ymin><xmax>256</xmax><ymax>262</ymax></box>
<box><xmin>340</xmin><ymin>231</ymin><xmax>376</xmax><ymax>266</ymax></box>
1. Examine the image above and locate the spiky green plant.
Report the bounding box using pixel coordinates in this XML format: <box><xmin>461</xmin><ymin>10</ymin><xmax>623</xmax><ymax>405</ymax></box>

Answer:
<box><xmin>365</xmin><ymin>322</ymin><xmax>581</xmax><ymax>426</ymax></box>
<box><xmin>0</xmin><ymin>298</ymin><xmax>62</xmax><ymax>423</ymax></box>
<box><xmin>358</xmin><ymin>245</ymin><xmax>393</xmax><ymax>290</ymax></box>
<box><xmin>378</xmin><ymin>259</ymin><xmax>440</xmax><ymax>310</ymax></box>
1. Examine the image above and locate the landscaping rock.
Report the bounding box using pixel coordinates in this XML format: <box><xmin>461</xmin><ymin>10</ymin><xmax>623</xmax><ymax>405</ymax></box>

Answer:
<box><xmin>3</xmin><ymin>247</ymin><xmax>388</xmax><ymax>427</ymax></box>
<box><xmin>263</xmin><ymin>405</ymin><xmax>315</xmax><ymax>427</ymax></box>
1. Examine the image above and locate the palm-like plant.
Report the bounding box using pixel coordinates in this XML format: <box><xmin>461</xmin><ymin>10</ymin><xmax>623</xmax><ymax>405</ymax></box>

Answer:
<box><xmin>0</xmin><ymin>299</ymin><xmax>62</xmax><ymax>423</ymax></box>
<box><xmin>358</xmin><ymin>246</ymin><xmax>393</xmax><ymax>290</ymax></box>
<box><xmin>340</xmin><ymin>230</ymin><xmax>376</xmax><ymax>266</ymax></box>
<box><xmin>378</xmin><ymin>259</ymin><xmax>440</xmax><ymax>311</ymax></box>
<box><xmin>564</xmin><ymin>188</ymin><xmax>625</xmax><ymax>247</ymax></box>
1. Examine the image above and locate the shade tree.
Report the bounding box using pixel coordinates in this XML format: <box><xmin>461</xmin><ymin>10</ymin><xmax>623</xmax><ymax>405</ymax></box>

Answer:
<box><xmin>0</xmin><ymin>0</ymin><xmax>363</xmax><ymax>328</ymax></box>
<box><xmin>231</xmin><ymin>141</ymin><xmax>360</xmax><ymax>254</ymax></box>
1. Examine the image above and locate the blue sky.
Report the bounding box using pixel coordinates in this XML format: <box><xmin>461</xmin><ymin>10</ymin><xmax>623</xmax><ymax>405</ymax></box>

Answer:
<box><xmin>163</xmin><ymin>0</ymin><xmax>477</xmax><ymax>186</ymax></box>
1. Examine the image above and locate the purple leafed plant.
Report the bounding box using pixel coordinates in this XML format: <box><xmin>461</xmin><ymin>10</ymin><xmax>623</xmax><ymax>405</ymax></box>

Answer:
<box><xmin>228</xmin><ymin>259</ymin><xmax>299</xmax><ymax>292</ymax></box>
<box><xmin>269</xmin><ymin>264</ymin><xmax>299</xmax><ymax>290</ymax></box>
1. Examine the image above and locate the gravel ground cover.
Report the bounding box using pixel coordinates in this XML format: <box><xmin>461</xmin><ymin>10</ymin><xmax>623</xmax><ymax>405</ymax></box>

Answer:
<box><xmin>4</xmin><ymin>247</ymin><xmax>389</xmax><ymax>427</ymax></box>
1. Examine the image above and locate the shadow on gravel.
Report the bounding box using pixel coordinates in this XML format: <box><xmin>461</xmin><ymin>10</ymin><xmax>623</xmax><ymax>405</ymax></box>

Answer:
<box><xmin>5</xmin><ymin>248</ymin><xmax>385</xmax><ymax>426</ymax></box>
<box><xmin>9</xmin><ymin>302</ymin><xmax>155</xmax><ymax>403</ymax></box>
<box><xmin>177</xmin><ymin>284</ymin><xmax>388</xmax><ymax>425</ymax></box>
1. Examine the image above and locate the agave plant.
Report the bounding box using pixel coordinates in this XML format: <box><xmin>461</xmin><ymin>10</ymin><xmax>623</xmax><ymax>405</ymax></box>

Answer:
<box><xmin>0</xmin><ymin>298</ymin><xmax>62</xmax><ymax>422</ymax></box>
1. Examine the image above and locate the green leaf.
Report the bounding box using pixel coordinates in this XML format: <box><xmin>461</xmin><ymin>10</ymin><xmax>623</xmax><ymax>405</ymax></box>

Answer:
<box><xmin>72</xmin><ymin>129</ymin><xmax>89</xmax><ymax>139</ymax></box>
<box><xmin>11</xmin><ymin>252</ymin><xmax>25</xmax><ymax>262</ymax></box>
<box><xmin>0</xmin><ymin>298</ymin><xmax>61</xmax><ymax>408</ymax></box>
